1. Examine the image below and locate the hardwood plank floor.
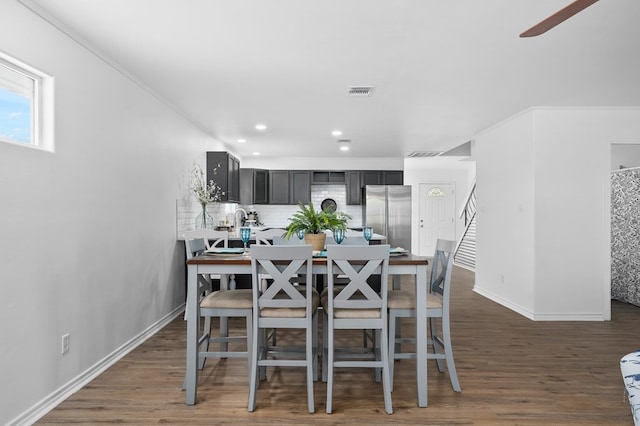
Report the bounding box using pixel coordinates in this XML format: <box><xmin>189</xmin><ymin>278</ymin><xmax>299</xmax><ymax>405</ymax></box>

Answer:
<box><xmin>38</xmin><ymin>267</ymin><xmax>639</xmax><ymax>425</ymax></box>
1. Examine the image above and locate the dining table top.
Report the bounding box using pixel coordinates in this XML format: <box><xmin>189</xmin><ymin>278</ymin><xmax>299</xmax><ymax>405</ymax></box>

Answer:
<box><xmin>187</xmin><ymin>252</ymin><xmax>429</xmax><ymax>266</ymax></box>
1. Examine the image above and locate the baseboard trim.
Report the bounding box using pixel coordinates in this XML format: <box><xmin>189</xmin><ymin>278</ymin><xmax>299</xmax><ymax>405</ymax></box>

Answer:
<box><xmin>9</xmin><ymin>304</ymin><xmax>185</xmax><ymax>426</ymax></box>
<box><xmin>473</xmin><ymin>286</ymin><xmax>606</xmax><ymax>321</ymax></box>
<box><xmin>473</xmin><ymin>285</ymin><xmax>535</xmax><ymax>319</ymax></box>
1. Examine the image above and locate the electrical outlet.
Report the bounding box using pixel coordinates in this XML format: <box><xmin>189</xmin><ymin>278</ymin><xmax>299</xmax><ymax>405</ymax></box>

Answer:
<box><xmin>61</xmin><ymin>334</ymin><xmax>70</xmax><ymax>355</ymax></box>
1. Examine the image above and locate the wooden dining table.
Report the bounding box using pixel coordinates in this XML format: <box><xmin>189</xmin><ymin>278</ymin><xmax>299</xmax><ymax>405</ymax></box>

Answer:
<box><xmin>184</xmin><ymin>251</ymin><xmax>430</xmax><ymax>407</ymax></box>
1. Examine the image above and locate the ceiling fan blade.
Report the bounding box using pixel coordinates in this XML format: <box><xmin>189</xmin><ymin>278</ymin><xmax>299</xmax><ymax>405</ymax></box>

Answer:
<box><xmin>520</xmin><ymin>0</ymin><xmax>599</xmax><ymax>37</ymax></box>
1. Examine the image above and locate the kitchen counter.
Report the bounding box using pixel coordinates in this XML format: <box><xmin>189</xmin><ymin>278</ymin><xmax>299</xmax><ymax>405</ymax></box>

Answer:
<box><xmin>227</xmin><ymin>228</ymin><xmax>385</xmax><ymax>241</ymax></box>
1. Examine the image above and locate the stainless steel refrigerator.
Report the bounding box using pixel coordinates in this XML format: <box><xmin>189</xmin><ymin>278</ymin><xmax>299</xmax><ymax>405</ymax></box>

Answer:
<box><xmin>363</xmin><ymin>185</ymin><xmax>412</xmax><ymax>249</ymax></box>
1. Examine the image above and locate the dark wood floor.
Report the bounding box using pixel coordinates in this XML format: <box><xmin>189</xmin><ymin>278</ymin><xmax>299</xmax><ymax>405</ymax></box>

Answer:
<box><xmin>38</xmin><ymin>267</ymin><xmax>639</xmax><ymax>425</ymax></box>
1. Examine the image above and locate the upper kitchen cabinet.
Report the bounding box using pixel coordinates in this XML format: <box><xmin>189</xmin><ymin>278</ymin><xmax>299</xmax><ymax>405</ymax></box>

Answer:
<box><xmin>240</xmin><ymin>168</ymin><xmax>269</xmax><ymax>204</ymax></box>
<box><xmin>311</xmin><ymin>171</ymin><xmax>346</xmax><ymax>184</ymax></box>
<box><xmin>268</xmin><ymin>170</ymin><xmax>311</xmax><ymax>205</ymax></box>
<box><xmin>207</xmin><ymin>151</ymin><xmax>240</xmax><ymax>203</ymax></box>
<box><xmin>361</xmin><ymin>170</ymin><xmax>404</xmax><ymax>187</ymax></box>
<box><xmin>346</xmin><ymin>170</ymin><xmax>361</xmax><ymax>205</ymax></box>
<box><xmin>361</xmin><ymin>170</ymin><xmax>382</xmax><ymax>186</ymax></box>
<box><xmin>383</xmin><ymin>170</ymin><xmax>404</xmax><ymax>185</ymax></box>
<box><xmin>268</xmin><ymin>170</ymin><xmax>289</xmax><ymax>204</ymax></box>
<box><xmin>289</xmin><ymin>170</ymin><xmax>311</xmax><ymax>205</ymax></box>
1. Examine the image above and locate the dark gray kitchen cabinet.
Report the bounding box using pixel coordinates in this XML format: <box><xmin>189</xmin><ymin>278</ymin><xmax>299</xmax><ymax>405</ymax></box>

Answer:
<box><xmin>267</xmin><ymin>170</ymin><xmax>311</xmax><ymax>205</ymax></box>
<box><xmin>207</xmin><ymin>151</ymin><xmax>240</xmax><ymax>203</ymax></box>
<box><xmin>289</xmin><ymin>170</ymin><xmax>311</xmax><ymax>205</ymax></box>
<box><xmin>346</xmin><ymin>170</ymin><xmax>361</xmax><ymax>205</ymax></box>
<box><xmin>311</xmin><ymin>171</ymin><xmax>346</xmax><ymax>184</ymax></box>
<box><xmin>268</xmin><ymin>170</ymin><xmax>290</xmax><ymax>204</ymax></box>
<box><xmin>240</xmin><ymin>168</ymin><xmax>269</xmax><ymax>204</ymax></box>
<box><xmin>383</xmin><ymin>170</ymin><xmax>404</xmax><ymax>185</ymax></box>
<box><xmin>361</xmin><ymin>170</ymin><xmax>382</xmax><ymax>187</ymax></box>
<box><xmin>361</xmin><ymin>170</ymin><xmax>403</xmax><ymax>187</ymax></box>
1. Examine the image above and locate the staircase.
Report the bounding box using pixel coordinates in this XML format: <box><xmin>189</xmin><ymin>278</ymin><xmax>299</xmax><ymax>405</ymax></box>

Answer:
<box><xmin>454</xmin><ymin>182</ymin><xmax>476</xmax><ymax>270</ymax></box>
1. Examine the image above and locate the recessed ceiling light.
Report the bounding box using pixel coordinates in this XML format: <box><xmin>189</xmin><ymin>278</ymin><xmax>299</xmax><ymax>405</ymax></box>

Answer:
<box><xmin>255</xmin><ymin>124</ymin><xmax>267</xmax><ymax>131</ymax></box>
<box><xmin>237</xmin><ymin>139</ymin><xmax>247</xmax><ymax>143</ymax></box>
<box><xmin>252</xmin><ymin>152</ymin><xmax>261</xmax><ymax>156</ymax></box>
<box><xmin>331</xmin><ymin>130</ymin><xmax>342</xmax><ymax>137</ymax></box>
<box><xmin>337</xmin><ymin>139</ymin><xmax>351</xmax><ymax>152</ymax></box>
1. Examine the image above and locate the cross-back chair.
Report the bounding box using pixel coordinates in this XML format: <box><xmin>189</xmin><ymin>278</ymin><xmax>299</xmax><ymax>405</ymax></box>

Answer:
<box><xmin>248</xmin><ymin>244</ymin><xmax>318</xmax><ymax>413</ymax></box>
<box><xmin>254</xmin><ymin>228</ymin><xmax>287</xmax><ymax>245</ymax></box>
<box><xmin>388</xmin><ymin>238</ymin><xmax>461</xmax><ymax>393</ymax></box>
<box><xmin>322</xmin><ymin>244</ymin><xmax>393</xmax><ymax>414</ymax></box>
<box><xmin>182</xmin><ymin>237</ymin><xmax>253</xmax><ymax>389</ymax></box>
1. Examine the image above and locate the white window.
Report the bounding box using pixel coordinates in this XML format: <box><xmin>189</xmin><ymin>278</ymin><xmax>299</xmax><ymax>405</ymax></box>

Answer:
<box><xmin>0</xmin><ymin>51</ymin><xmax>54</xmax><ymax>151</ymax></box>
<box><xmin>426</xmin><ymin>187</ymin><xmax>445</xmax><ymax>197</ymax></box>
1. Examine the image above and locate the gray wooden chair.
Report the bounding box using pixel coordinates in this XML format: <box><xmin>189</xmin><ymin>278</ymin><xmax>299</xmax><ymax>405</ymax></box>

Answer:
<box><xmin>271</xmin><ymin>235</ymin><xmax>305</xmax><ymax>245</ymax></box>
<box><xmin>182</xmin><ymin>237</ymin><xmax>253</xmax><ymax>383</ymax></box>
<box><xmin>248</xmin><ymin>244</ymin><xmax>318</xmax><ymax>413</ymax></box>
<box><xmin>322</xmin><ymin>244</ymin><xmax>393</xmax><ymax>414</ymax></box>
<box><xmin>183</xmin><ymin>229</ymin><xmax>229</xmax><ymax>250</ymax></box>
<box><xmin>182</xmin><ymin>229</ymin><xmax>230</xmax><ymax>287</ymax></box>
<box><xmin>254</xmin><ymin>228</ymin><xmax>286</xmax><ymax>245</ymax></box>
<box><xmin>388</xmin><ymin>238</ymin><xmax>461</xmax><ymax>393</ymax></box>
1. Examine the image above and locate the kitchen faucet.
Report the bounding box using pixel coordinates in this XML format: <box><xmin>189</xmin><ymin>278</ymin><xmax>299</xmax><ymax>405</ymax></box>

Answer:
<box><xmin>234</xmin><ymin>208</ymin><xmax>247</xmax><ymax>229</ymax></box>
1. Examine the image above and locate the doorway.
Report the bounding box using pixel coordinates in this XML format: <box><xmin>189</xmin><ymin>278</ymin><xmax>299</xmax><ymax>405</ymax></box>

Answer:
<box><xmin>418</xmin><ymin>183</ymin><xmax>455</xmax><ymax>256</ymax></box>
<box><xmin>610</xmin><ymin>143</ymin><xmax>640</xmax><ymax>312</ymax></box>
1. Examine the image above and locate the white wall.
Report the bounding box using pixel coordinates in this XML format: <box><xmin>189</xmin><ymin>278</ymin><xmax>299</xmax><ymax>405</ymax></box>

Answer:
<box><xmin>0</xmin><ymin>2</ymin><xmax>226</xmax><ymax>424</ymax></box>
<box><xmin>474</xmin><ymin>111</ymin><xmax>536</xmax><ymax>316</ymax></box>
<box><xmin>475</xmin><ymin>107</ymin><xmax>640</xmax><ymax>321</ymax></box>
<box><xmin>403</xmin><ymin>157</ymin><xmax>475</xmax><ymax>256</ymax></box>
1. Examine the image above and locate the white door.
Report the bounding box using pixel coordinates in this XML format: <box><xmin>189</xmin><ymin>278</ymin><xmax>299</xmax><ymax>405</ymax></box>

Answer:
<box><xmin>419</xmin><ymin>183</ymin><xmax>455</xmax><ymax>256</ymax></box>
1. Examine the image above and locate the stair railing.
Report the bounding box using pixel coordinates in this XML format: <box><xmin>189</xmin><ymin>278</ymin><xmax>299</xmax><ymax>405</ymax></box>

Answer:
<box><xmin>459</xmin><ymin>181</ymin><xmax>476</xmax><ymax>227</ymax></box>
<box><xmin>454</xmin><ymin>181</ymin><xmax>477</xmax><ymax>270</ymax></box>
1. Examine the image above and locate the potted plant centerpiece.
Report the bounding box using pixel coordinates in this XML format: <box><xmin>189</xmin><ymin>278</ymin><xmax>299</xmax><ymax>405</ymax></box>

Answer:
<box><xmin>284</xmin><ymin>202</ymin><xmax>351</xmax><ymax>251</ymax></box>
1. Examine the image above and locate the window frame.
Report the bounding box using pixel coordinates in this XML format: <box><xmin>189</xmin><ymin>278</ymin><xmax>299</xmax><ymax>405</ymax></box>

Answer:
<box><xmin>0</xmin><ymin>51</ymin><xmax>54</xmax><ymax>152</ymax></box>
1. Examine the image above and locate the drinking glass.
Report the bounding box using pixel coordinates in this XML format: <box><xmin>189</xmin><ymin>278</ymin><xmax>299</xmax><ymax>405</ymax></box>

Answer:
<box><xmin>363</xmin><ymin>226</ymin><xmax>373</xmax><ymax>242</ymax></box>
<box><xmin>240</xmin><ymin>227</ymin><xmax>252</xmax><ymax>253</ymax></box>
<box><xmin>333</xmin><ymin>228</ymin><xmax>345</xmax><ymax>244</ymax></box>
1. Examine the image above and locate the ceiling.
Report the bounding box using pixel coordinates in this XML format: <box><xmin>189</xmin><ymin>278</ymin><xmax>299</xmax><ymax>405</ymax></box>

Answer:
<box><xmin>22</xmin><ymin>0</ymin><xmax>640</xmax><ymax>159</ymax></box>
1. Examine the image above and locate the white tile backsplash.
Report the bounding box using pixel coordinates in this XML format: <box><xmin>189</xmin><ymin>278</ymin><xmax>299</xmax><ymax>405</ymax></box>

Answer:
<box><xmin>177</xmin><ymin>184</ymin><xmax>363</xmax><ymax>236</ymax></box>
<box><xmin>252</xmin><ymin>185</ymin><xmax>363</xmax><ymax>228</ymax></box>
<box><xmin>176</xmin><ymin>199</ymin><xmax>229</xmax><ymax>237</ymax></box>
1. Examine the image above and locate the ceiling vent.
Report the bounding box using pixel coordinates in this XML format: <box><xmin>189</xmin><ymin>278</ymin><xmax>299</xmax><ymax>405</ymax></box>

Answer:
<box><xmin>348</xmin><ymin>86</ymin><xmax>374</xmax><ymax>97</ymax></box>
<box><xmin>407</xmin><ymin>151</ymin><xmax>444</xmax><ymax>158</ymax></box>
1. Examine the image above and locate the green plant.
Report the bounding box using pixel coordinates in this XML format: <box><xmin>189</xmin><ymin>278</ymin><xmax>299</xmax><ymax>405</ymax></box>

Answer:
<box><xmin>284</xmin><ymin>202</ymin><xmax>351</xmax><ymax>240</ymax></box>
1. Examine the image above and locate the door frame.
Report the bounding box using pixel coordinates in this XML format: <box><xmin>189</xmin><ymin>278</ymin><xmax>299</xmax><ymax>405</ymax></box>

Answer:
<box><xmin>418</xmin><ymin>182</ymin><xmax>456</xmax><ymax>257</ymax></box>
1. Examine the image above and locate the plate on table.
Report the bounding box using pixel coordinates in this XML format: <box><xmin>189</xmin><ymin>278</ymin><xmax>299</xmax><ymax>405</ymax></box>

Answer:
<box><xmin>390</xmin><ymin>247</ymin><xmax>409</xmax><ymax>256</ymax></box>
<box><xmin>205</xmin><ymin>247</ymin><xmax>245</xmax><ymax>256</ymax></box>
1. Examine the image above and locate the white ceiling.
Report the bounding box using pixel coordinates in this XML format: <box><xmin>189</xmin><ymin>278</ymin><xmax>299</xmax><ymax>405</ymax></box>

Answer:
<box><xmin>23</xmin><ymin>0</ymin><xmax>640</xmax><ymax>159</ymax></box>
